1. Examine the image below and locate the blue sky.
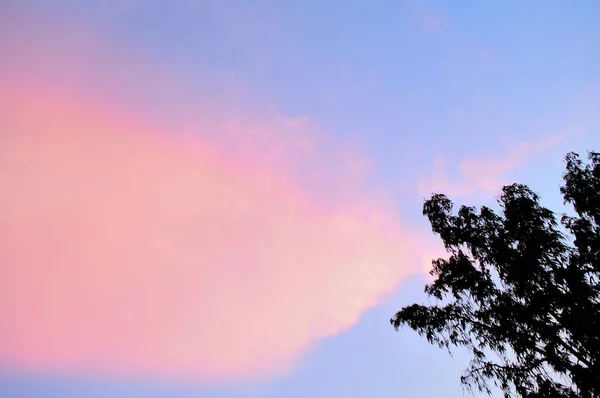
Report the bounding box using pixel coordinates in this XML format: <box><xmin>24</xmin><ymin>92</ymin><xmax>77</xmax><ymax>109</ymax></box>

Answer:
<box><xmin>1</xmin><ymin>1</ymin><xmax>599</xmax><ymax>397</ymax></box>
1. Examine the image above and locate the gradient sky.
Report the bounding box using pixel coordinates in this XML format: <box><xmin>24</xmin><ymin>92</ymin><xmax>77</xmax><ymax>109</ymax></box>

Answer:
<box><xmin>1</xmin><ymin>1</ymin><xmax>599</xmax><ymax>397</ymax></box>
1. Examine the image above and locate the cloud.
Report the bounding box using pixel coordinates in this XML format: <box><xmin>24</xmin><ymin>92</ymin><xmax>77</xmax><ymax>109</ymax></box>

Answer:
<box><xmin>417</xmin><ymin>134</ymin><xmax>569</xmax><ymax>198</ymax></box>
<box><xmin>0</xmin><ymin>11</ymin><xmax>424</xmax><ymax>381</ymax></box>
<box><xmin>415</xmin><ymin>5</ymin><xmax>446</xmax><ymax>33</ymax></box>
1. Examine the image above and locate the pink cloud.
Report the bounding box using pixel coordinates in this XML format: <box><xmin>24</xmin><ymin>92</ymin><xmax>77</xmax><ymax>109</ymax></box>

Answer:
<box><xmin>0</xmin><ymin>13</ymin><xmax>425</xmax><ymax>381</ymax></box>
<box><xmin>415</xmin><ymin>5</ymin><xmax>446</xmax><ymax>33</ymax></box>
<box><xmin>417</xmin><ymin>134</ymin><xmax>570</xmax><ymax>198</ymax></box>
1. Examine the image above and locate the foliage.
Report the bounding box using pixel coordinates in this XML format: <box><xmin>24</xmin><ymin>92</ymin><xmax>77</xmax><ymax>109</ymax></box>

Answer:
<box><xmin>391</xmin><ymin>151</ymin><xmax>600</xmax><ymax>397</ymax></box>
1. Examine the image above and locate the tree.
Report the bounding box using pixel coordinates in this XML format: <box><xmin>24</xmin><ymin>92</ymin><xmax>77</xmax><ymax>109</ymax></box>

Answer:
<box><xmin>391</xmin><ymin>151</ymin><xmax>599</xmax><ymax>397</ymax></box>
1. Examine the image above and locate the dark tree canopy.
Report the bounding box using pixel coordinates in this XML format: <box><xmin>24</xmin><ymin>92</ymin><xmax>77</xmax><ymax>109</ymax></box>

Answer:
<box><xmin>391</xmin><ymin>151</ymin><xmax>599</xmax><ymax>397</ymax></box>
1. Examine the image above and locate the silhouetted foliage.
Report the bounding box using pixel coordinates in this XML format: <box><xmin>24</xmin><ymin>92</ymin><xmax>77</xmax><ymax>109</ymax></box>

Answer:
<box><xmin>391</xmin><ymin>151</ymin><xmax>599</xmax><ymax>397</ymax></box>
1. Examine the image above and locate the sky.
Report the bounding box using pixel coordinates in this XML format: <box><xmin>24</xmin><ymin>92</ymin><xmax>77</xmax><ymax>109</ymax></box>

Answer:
<box><xmin>0</xmin><ymin>1</ymin><xmax>599</xmax><ymax>397</ymax></box>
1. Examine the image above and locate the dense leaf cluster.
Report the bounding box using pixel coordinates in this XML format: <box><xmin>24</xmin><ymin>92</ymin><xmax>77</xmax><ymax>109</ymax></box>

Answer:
<box><xmin>392</xmin><ymin>152</ymin><xmax>599</xmax><ymax>397</ymax></box>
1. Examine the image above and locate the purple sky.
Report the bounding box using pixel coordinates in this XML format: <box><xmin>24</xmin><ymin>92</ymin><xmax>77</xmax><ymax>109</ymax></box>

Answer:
<box><xmin>1</xmin><ymin>1</ymin><xmax>599</xmax><ymax>397</ymax></box>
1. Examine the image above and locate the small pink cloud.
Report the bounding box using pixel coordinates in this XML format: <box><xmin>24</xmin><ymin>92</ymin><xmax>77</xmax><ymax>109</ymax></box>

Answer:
<box><xmin>415</xmin><ymin>5</ymin><xmax>446</xmax><ymax>33</ymax></box>
<box><xmin>418</xmin><ymin>134</ymin><xmax>570</xmax><ymax>198</ymax></box>
<box><xmin>476</xmin><ymin>49</ymin><xmax>494</xmax><ymax>62</ymax></box>
<box><xmin>0</xmin><ymin>12</ymin><xmax>426</xmax><ymax>381</ymax></box>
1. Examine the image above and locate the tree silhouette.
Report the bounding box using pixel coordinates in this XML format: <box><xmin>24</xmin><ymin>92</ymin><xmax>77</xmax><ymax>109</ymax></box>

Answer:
<box><xmin>391</xmin><ymin>151</ymin><xmax>599</xmax><ymax>397</ymax></box>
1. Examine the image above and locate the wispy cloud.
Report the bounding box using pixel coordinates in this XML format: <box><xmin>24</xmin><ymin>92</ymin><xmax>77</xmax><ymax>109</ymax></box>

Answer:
<box><xmin>417</xmin><ymin>134</ymin><xmax>570</xmax><ymax>198</ymax></box>
<box><xmin>415</xmin><ymin>5</ymin><xmax>446</xmax><ymax>33</ymax></box>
